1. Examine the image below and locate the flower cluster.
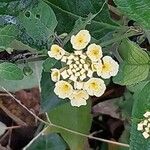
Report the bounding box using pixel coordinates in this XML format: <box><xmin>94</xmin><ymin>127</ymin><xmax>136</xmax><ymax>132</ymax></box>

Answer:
<box><xmin>48</xmin><ymin>30</ymin><xmax>119</xmax><ymax>107</ymax></box>
<box><xmin>137</xmin><ymin>111</ymin><xmax>150</xmax><ymax>139</ymax></box>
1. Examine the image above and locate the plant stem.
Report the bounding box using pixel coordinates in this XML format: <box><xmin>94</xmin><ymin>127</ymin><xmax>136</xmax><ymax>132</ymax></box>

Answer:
<box><xmin>100</xmin><ymin>31</ymin><xmax>142</xmax><ymax>47</ymax></box>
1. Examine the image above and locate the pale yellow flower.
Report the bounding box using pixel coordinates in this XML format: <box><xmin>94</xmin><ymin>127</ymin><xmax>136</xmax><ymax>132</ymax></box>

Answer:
<box><xmin>48</xmin><ymin>44</ymin><xmax>65</xmax><ymax>60</ymax></box>
<box><xmin>71</xmin><ymin>30</ymin><xmax>91</xmax><ymax>50</ymax></box>
<box><xmin>84</xmin><ymin>78</ymin><xmax>106</xmax><ymax>97</ymax></box>
<box><xmin>86</xmin><ymin>43</ymin><xmax>102</xmax><ymax>62</ymax></box>
<box><xmin>54</xmin><ymin>81</ymin><xmax>73</xmax><ymax>99</ymax></box>
<box><xmin>51</xmin><ymin>69</ymin><xmax>60</xmax><ymax>82</ymax></box>
<box><xmin>69</xmin><ymin>90</ymin><xmax>89</xmax><ymax>107</ymax></box>
<box><xmin>100</xmin><ymin>56</ymin><xmax>119</xmax><ymax>79</ymax></box>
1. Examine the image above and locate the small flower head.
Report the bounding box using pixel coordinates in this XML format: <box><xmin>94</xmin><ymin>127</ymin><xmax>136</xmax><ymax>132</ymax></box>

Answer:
<box><xmin>48</xmin><ymin>44</ymin><xmax>65</xmax><ymax>60</ymax></box>
<box><xmin>51</xmin><ymin>69</ymin><xmax>60</xmax><ymax>82</ymax></box>
<box><xmin>87</xmin><ymin>43</ymin><xmax>102</xmax><ymax>62</ymax></box>
<box><xmin>71</xmin><ymin>30</ymin><xmax>91</xmax><ymax>50</ymax></box>
<box><xmin>69</xmin><ymin>90</ymin><xmax>89</xmax><ymax>107</ymax></box>
<box><xmin>48</xmin><ymin>30</ymin><xmax>119</xmax><ymax>107</ymax></box>
<box><xmin>100</xmin><ymin>56</ymin><xmax>119</xmax><ymax>79</ymax></box>
<box><xmin>137</xmin><ymin>111</ymin><xmax>150</xmax><ymax>139</ymax></box>
<box><xmin>84</xmin><ymin>78</ymin><xmax>106</xmax><ymax>97</ymax></box>
<box><xmin>54</xmin><ymin>81</ymin><xmax>73</xmax><ymax>99</ymax></box>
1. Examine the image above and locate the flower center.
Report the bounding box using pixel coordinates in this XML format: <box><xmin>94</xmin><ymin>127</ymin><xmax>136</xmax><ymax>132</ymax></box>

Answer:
<box><xmin>102</xmin><ymin>63</ymin><xmax>111</xmax><ymax>72</ymax></box>
<box><xmin>90</xmin><ymin>82</ymin><xmax>98</xmax><ymax>90</ymax></box>
<box><xmin>54</xmin><ymin>72</ymin><xmax>58</xmax><ymax>77</ymax></box>
<box><xmin>93</xmin><ymin>50</ymin><xmax>99</xmax><ymax>55</ymax></box>
<box><xmin>63</xmin><ymin>84</ymin><xmax>69</xmax><ymax>92</ymax></box>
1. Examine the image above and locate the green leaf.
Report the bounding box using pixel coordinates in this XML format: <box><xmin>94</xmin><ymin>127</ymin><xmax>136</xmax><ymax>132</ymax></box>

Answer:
<box><xmin>113</xmin><ymin>40</ymin><xmax>150</xmax><ymax>85</ymax></box>
<box><xmin>47</xmin><ymin>102</ymin><xmax>92</xmax><ymax>150</ymax></box>
<box><xmin>0</xmin><ymin>61</ymin><xmax>43</xmax><ymax>92</ymax></box>
<box><xmin>0</xmin><ymin>62</ymin><xmax>24</xmax><ymax>80</ymax></box>
<box><xmin>43</xmin><ymin>57</ymin><xmax>58</xmax><ymax>72</ymax></box>
<box><xmin>130</xmin><ymin>81</ymin><xmax>150</xmax><ymax>150</ymax></box>
<box><xmin>127</xmin><ymin>80</ymin><xmax>150</xmax><ymax>93</ymax></box>
<box><xmin>0</xmin><ymin>25</ymin><xmax>19</xmax><ymax>51</ymax></box>
<box><xmin>45</xmin><ymin>0</ymin><xmax>118</xmax><ymax>40</ymax></box>
<box><xmin>0</xmin><ymin>0</ymin><xmax>34</xmax><ymax>16</ymax></box>
<box><xmin>114</xmin><ymin>0</ymin><xmax>150</xmax><ymax>29</ymax></box>
<box><xmin>9</xmin><ymin>40</ymin><xmax>37</xmax><ymax>53</ymax></box>
<box><xmin>26</xmin><ymin>133</ymin><xmax>68</xmax><ymax>150</ymax></box>
<box><xmin>18</xmin><ymin>1</ymin><xmax>57</xmax><ymax>42</ymax></box>
<box><xmin>40</xmin><ymin>71</ymin><xmax>66</xmax><ymax>112</ymax></box>
<box><xmin>63</xmin><ymin>14</ymin><xmax>97</xmax><ymax>45</ymax></box>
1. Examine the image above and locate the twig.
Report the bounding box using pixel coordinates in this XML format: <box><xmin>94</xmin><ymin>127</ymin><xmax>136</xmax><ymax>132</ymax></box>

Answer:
<box><xmin>34</xmin><ymin>63</ymin><xmax>41</xmax><ymax>92</ymax></box>
<box><xmin>23</xmin><ymin>127</ymin><xmax>49</xmax><ymax>150</ymax></box>
<box><xmin>1</xmin><ymin>86</ymin><xmax>129</xmax><ymax>148</ymax></box>
<box><xmin>6</xmin><ymin>126</ymin><xmax>22</xmax><ymax>130</ymax></box>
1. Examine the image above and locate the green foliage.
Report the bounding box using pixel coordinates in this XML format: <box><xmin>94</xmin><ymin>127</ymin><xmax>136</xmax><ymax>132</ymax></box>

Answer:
<box><xmin>40</xmin><ymin>71</ymin><xmax>66</xmax><ymax>111</ymax></box>
<box><xmin>114</xmin><ymin>0</ymin><xmax>150</xmax><ymax>29</ymax></box>
<box><xmin>0</xmin><ymin>0</ymin><xmax>150</xmax><ymax>149</ymax></box>
<box><xmin>47</xmin><ymin>102</ymin><xmax>92</xmax><ymax>150</ymax></box>
<box><xmin>18</xmin><ymin>1</ymin><xmax>57</xmax><ymax>42</ymax></box>
<box><xmin>0</xmin><ymin>0</ymin><xmax>34</xmax><ymax>16</ymax></box>
<box><xmin>130</xmin><ymin>82</ymin><xmax>150</xmax><ymax>150</ymax></box>
<box><xmin>27</xmin><ymin>133</ymin><xmax>68</xmax><ymax>150</ymax></box>
<box><xmin>0</xmin><ymin>62</ymin><xmax>23</xmax><ymax>80</ymax></box>
<box><xmin>43</xmin><ymin>57</ymin><xmax>59</xmax><ymax>72</ymax></box>
<box><xmin>0</xmin><ymin>25</ymin><xmax>20</xmax><ymax>51</ymax></box>
<box><xmin>0</xmin><ymin>61</ymin><xmax>43</xmax><ymax>91</ymax></box>
<box><xmin>113</xmin><ymin>39</ymin><xmax>150</xmax><ymax>85</ymax></box>
<box><xmin>45</xmin><ymin>0</ymin><xmax>118</xmax><ymax>40</ymax></box>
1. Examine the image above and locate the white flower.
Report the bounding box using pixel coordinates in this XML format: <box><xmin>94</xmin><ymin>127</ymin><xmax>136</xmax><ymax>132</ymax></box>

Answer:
<box><xmin>74</xmin><ymin>50</ymin><xmax>82</xmax><ymax>55</ymax></box>
<box><xmin>71</xmin><ymin>30</ymin><xmax>91</xmax><ymax>50</ymax></box>
<box><xmin>137</xmin><ymin>123</ymin><xmax>144</xmax><ymax>131</ymax></box>
<box><xmin>83</xmin><ymin>64</ymin><xmax>89</xmax><ymax>70</ymax></box>
<box><xmin>84</xmin><ymin>78</ymin><xmax>106</xmax><ymax>97</ymax></box>
<box><xmin>142</xmin><ymin>132</ymin><xmax>150</xmax><ymax>139</ymax></box>
<box><xmin>54</xmin><ymin>81</ymin><xmax>73</xmax><ymax>99</ymax></box>
<box><xmin>75</xmin><ymin>72</ymin><xmax>80</xmax><ymax>77</ymax></box>
<box><xmin>80</xmin><ymin>68</ymin><xmax>86</xmax><ymax>74</ymax></box>
<box><xmin>91</xmin><ymin>61</ymin><xmax>102</xmax><ymax>73</ymax></box>
<box><xmin>87</xmin><ymin>69</ymin><xmax>93</xmax><ymax>78</ymax></box>
<box><xmin>74</xmin><ymin>56</ymin><xmax>79</xmax><ymax>61</ymax></box>
<box><xmin>51</xmin><ymin>69</ymin><xmax>60</xmax><ymax>82</ymax></box>
<box><xmin>144</xmin><ymin>112</ymin><xmax>150</xmax><ymax>118</ymax></box>
<box><xmin>67</xmin><ymin>60</ymin><xmax>73</xmax><ymax>65</ymax></box>
<box><xmin>67</xmin><ymin>69</ymin><xmax>73</xmax><ymax>75</ymax></box>
<box><xmin>74</xmin><ymin>82</ymin><xmax>84</xmax><ymax>90</ymax></box>
<box><xmin>68</xmin><ymin>54</ymin><xmax>74</xmax><ymax>60</ymax></box>
<box><xmin>61</xmin><ymin>56</ymin><xmax>67</xmax><ymax>62</ymax></box>
<box><xmin>137</xmin><ymin>111</ymin><xmax>150</xmax><ymax>139</ymax></box>
<box><xmin>69</xmin><ymin>90</ymin><xmax>89</xmax><ymax>107</ymax></box>
<box><xmin>61</xmin><ymin>70</ymin><xmax>69</xmax><ymax>79</ymax></box>
<box><xmin>80</xmin><ymin>74</ymin><xmax>86</xmax><ymax>81</ymax></box>
<box><xmin>69</xmin><ymin>75</ymin><xmax>77</xmax><ymax>82</ymax></box>
<box><xmin>100</xmin><ymin>56</ymin><xmax>119</xmax><ymax>79</ymax></box>
<box><xmin>79</xmin><ymin>64</ymin><xmax>83</xmax><ymax>69</ymax></box>
<box><xmin>86</xmin><ymin>43</ymin><xmax>102</xmax><ymax>62</ymax></box>
<box><xmin>80</xmin><ymin>59</ymin><xmax>85</xmax><ymax>64</ymax></box>
<box><xmin>80</xmin><ymin>54</ymin><xmax>87</xmax><ymax>59</ymax></box>
<box><xmin>48</xmin><ymin>44</ymin><xmax>65</xmax><ymax>60</ymax></box>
